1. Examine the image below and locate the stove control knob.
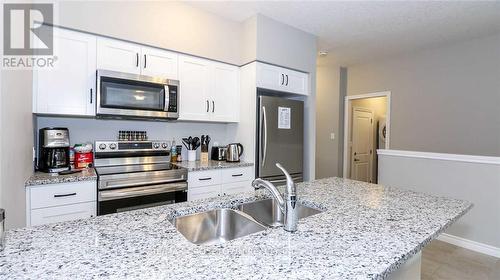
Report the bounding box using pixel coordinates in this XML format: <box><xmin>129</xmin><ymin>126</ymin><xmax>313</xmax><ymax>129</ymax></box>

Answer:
<box><xmin>109</xmin><ymin>143</ymin><xmax>117</xmax><ymax>150</ymax></box>
<box><xmin>153</xmin><ymin>143</ymin><xmax>160</xmax><ymax>149</ymax></box>
<box><xmin>99</xmin><ymin>143</ymin><xmax>107</xmax><ymax>150</ymax></box>
<box><xmin>161</xmin><ymin>143</ymin><xmax>168</xmax><ymax>149</ymax></box>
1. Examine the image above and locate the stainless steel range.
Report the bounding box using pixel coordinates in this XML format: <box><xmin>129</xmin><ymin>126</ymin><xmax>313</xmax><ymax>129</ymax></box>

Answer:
<box><xmin>94</xmin><ymin>140</ymin><xmax>187</xmax><ymax>216</ymax></box>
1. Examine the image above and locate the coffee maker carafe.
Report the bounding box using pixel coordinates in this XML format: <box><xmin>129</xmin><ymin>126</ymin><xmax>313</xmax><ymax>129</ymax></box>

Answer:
<box><xmin>38</xmin><ymin>127</ymin><xmax>70</xmax><ymax>173</ymax></box>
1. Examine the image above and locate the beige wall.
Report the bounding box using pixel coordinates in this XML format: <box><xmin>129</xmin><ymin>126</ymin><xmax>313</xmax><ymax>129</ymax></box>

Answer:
<box><xmin>0</xmin><ymin>70</ymin><xmax>33</xmax><ymax>229</ymax></box>
<box><xmin>56</xmin><ymin>1</ymin><xmax>243</xmax><ymax>64</ymax></box>
<box><xmin>348</xmin><ymin>33</ymin><xmax>500</xmax><ymax>157</ymax></box>
<box><xmin>315</xmin><ymin>66</ymin><xmax>341</xmax><ymax>179</ymax></box>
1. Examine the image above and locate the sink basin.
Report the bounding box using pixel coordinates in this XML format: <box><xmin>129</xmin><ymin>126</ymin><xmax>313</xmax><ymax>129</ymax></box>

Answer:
<box><xmin>237</xmin><ymin>198</ymin><xmax>323</xmax><ymax>227</ymax></box>
<box><xmin>170</xmin><ymin>208</ymin><xmax>266</xmax><ymax>245</ymax></box>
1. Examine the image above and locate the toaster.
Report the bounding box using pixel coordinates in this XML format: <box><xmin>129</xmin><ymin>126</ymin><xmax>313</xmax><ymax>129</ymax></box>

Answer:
<box><xmin>211</xmin><ymin>146</ymin><xmax>227</xmax><ymax>161</ymax></box>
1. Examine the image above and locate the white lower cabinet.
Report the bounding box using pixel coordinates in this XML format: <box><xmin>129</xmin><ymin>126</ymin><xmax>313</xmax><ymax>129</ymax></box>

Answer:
<box><xmin>187</xmin><ymin>166</ymin><xmax>254</xmax><ymax>201</ymax></box>
<box><xmin>26</xmin><ymin>181</ymin><xmax>97</xmax><ymax>227</ymax></box>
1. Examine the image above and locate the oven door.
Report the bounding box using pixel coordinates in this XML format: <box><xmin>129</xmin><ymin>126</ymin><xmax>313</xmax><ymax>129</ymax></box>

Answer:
<box><xmin>96</xmin><ymin>70</ymin><xmax>178</xmax><ymax>119</ymax></box>
<box><xmin>98</xmin><ymin>182</ymin><xmax>187</xmax><ymax>215</ymax></box>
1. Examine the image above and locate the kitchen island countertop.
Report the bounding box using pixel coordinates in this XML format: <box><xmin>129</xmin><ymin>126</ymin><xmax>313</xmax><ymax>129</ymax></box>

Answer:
<box><xmin>2</xmin><ymin>177</ymin><xmax>471</xmax><ymax>279</ymax></box>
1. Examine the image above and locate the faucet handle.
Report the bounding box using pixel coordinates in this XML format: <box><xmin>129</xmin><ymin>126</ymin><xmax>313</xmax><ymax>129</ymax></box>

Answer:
<box><xmin>275</xmin><ymin>163</ymin><xmax>295</xmax><ymax>194</ymax></box>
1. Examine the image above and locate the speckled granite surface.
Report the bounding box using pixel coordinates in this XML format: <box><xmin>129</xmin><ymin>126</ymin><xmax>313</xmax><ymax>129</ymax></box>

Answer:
<box><xmin>2</xmin><ymin>177</ymin><xmax>471</xmax><ymax>279</ymax></box>
<box><xmin>173</xmin><ymin>160</ymin><xmax>253</xmax><ymax>171</ymax></box>
<box><xmin>25</xmin><ymin>168</ymin><xmax>97</xmax><ymax>186</ymax></box>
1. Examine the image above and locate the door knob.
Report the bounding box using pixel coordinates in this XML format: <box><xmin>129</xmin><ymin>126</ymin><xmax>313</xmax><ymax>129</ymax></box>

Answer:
<box><xmin>354</xmin><ymin>159</ymin><xmax>360</xmax><ymax>162</ymax></box>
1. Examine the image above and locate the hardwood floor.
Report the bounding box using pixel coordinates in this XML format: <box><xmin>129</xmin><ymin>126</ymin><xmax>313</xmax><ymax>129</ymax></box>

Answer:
<box><xmin>422</xmin><ymin>240</ymin><xmax>500</xmax><ymax>280</ymax></box>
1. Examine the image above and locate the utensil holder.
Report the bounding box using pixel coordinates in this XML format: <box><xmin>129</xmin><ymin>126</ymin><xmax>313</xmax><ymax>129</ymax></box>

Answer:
<box><xmin>188</xmin><ymin>150</ymin><xmax>196</xmax><ymax>162</ymax></box>
<box><xmin>200</xmin><ymin>152</ymin><xmax>209</xmax><ymax>163</ymax></box>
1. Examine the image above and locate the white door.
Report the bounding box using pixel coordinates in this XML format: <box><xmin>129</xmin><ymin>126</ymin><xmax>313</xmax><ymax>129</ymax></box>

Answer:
<box><xmin>33</xmin><ymin>28</ymin><xmax>96</xmax><ymax>116</ymax></box>
<box><xmin>256</xmin><ymin>63</ymin><xmax>283</xmax><ymax>92</ymax></box>
<box><xmin>211</xmin><ymin>63</ymin><xmax>240</xmax><ymax>122</ymax></box>
<box><xmin>97</xmin><ymin>38</ymin><xmax>141</xmax><ymax>74</ymax></box>
<box><xmin>178</xmin><ymin>55</ymin><xmax>211</xmax><ymax>121</ymax></box>
<box><xmin>283</xmin><ymin>69</ymin><xmax>308</xmax><ymax>95</ymax></box>
<box><xmin>350</xmin><ymin>107</ymin><xmax>374</xmax><ymax>182</ymax></box>
<box><xmin>140</xmin><ymin>46</ymin><xmax>178</xmax><ymax>79</ymax></box>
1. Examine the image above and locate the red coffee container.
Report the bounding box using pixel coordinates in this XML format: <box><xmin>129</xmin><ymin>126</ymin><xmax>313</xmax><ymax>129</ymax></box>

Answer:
<box><xmin>75</xmin><ymin>151</ymin><xmax>93</xmax><ymax>169</ymax></box>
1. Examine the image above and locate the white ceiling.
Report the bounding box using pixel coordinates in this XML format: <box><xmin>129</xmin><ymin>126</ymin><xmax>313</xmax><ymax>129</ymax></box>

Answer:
<box><xmin>187</xmin><ymin>1</ymin><xmax>500</xmax><ymax>66</ymax></box>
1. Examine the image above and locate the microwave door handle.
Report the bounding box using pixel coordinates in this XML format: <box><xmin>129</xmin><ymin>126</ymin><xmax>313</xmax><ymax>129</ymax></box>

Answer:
<box><xmin>164</xmin><ymin>85</ymin><xmax>169</xmax><ymax>111</ymax></box>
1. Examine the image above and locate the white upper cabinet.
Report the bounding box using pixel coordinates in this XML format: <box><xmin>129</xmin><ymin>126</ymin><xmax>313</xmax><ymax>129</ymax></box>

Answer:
<box><xmin>256</xmin><ymin>62</ymin><xmax>309</xmax><ymax>95</ymax></box>
<box><xmin>178</xmin><ymin>55</ymin><xmax>240</xmax><ymax>123</ymax></box>
<box><xmin>178</xmin><ymin>55</ymin><xmax>212</xmax><ymax>121</ymax></box>
<box><xmin>139</xmin><ymin>46</ymin><xmax>178</xmax><ymax>79</ymax></box>
<box><xmin>33</xmin><ymin>28</ymin><xmax>96</xmax><ymax>116</ymax></box>
<box><xmin>97</xmin><ymin>38</ymin><xmax>178</xmax><ymax>79</ymax></box>
<box><xmin>211</xmin><ymin>63</ymin><xmax>240</xmax><ymax>122</ymax></box>
<box><xmin>97</xmin><ymin>37</ymin><xmax>142</xmax><ymax>74</ymax></box>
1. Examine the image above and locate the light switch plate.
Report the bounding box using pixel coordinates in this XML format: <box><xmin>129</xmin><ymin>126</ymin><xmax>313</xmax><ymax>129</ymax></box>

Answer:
<box><xmin>330</xmin><ymin>133</ymin><xmax>335</xmax><ymax>140</ymax></box>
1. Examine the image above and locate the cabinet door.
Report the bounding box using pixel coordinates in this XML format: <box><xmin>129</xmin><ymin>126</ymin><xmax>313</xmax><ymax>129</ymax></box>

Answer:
<box><xmin>256</xmin><ymin>62</ymin><xmax>283</xmax><ymax>92</ymax></box>
<box><xmin>211</xmin><ymin>63</ymin><xmax>240</xmax><ymax>122</ymax></box>
<box><xmin>187</xmin><ymin>169</ymin><xmax>222</xmax><ymax>188</ymax></box>
<box><xmin>178</xmin><ymin>55</ymin><xmax>211</xmax><ymax>121</ymax></box>
<box><xmin>188</xmin><ymin>185</ymin><xmax>221</xmax><ymax>201</ymax></box>
<box><xmin>33</xmin><ymin>28</ymin><xmax>96</xmax><ymax>116</ymax></box>
<box><xmin>283</xmin><ymin>69</ymin><xmax>308</xmax><ymax>95</ymax></box>
<box><xmin>30</xmin><ymin>202</ymin><xmax>96</xmax><ymax>227</ymax></box>
<box><xmin>221</xmin><ymin>181</ymin><xmax>254</xmax><ymax>196</ymax></box>
<box><xmin>141</xmin><ymin>46</ymin><xmax>178</xmax><ymax>79</ymax></box>
<box><xmin>97</xmin><ymin>37</ymin><xmax>141</xmax><ymax>74</ymax></box>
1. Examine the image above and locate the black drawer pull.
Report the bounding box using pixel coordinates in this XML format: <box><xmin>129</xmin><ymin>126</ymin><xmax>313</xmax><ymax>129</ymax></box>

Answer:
<box><xmin>198</xmin><ymin>177</ymin><xmax>212</xmax><ymax>181</ymax></box>
<box><xmin>231</xmin><ymin>174</ymin><xmax>243</xmax><ymax>177</ymax></box>
<box><xmin>54</xmin><ymin>193</ymin><xmax>77</xmax><ymax>198</ymax></box>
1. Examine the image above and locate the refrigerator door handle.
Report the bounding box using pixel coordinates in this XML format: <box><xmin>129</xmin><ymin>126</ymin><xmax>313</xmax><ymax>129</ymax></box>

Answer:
<box><xmin>262</xmin><ymin>105</ymin><xmax>268</xmax><ymax>167</ymax></box>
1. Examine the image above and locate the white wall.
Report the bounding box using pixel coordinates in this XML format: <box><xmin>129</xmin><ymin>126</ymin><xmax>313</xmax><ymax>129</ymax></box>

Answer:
<box><xmin>315</xmin><ymin>65</ymin><xmax>341</xmax><ymax>179</ymax></box>
<box><xmin>378</xmin><ymin>151</ymin><xmax>500</xmax><ymax>253</ymax></box>
<box><xmin>37</xmin><ymin>117</ymin><xmax>231</xmax><ymax>161</ymax></box>
<box><xmin>348</xmin><ymin>33</ymin><xmax>500</xmax><ymax>157</ymax></box>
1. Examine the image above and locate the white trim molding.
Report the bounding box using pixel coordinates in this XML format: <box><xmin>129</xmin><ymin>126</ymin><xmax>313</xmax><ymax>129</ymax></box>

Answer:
<box><xmin>343</xmin><ymin>91</ymin><xmax>391</xmax><ymax>178</ymax></box>
<box><xmin>377</xmin><ymin>149</ymin><xmax>500</xmax><ymax>165</ymax></box>
<box><xmin>438</xmin><ymin>233</ymin><xmax>500</xmax><ymax>258</ymax></box>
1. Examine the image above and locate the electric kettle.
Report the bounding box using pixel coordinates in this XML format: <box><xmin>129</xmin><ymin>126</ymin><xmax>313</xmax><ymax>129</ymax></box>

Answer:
<box><xmin>226</xmin><ymin>143</ymin><xmax>244</xmax><ymax>162</ymax></box>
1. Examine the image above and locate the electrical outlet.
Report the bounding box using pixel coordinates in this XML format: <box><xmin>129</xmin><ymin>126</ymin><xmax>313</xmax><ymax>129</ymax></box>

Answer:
<box><xmin>330</xmin><ymin>133</ymin><xmax>335</xmax><ymax>140</ymax></box>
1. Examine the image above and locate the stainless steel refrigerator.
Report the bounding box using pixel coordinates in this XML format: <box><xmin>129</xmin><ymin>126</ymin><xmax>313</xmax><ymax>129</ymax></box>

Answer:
<box><xmin>256</xmin><ymin>92</ymin><xmax>304</xmax><ymax>185</ymax></box>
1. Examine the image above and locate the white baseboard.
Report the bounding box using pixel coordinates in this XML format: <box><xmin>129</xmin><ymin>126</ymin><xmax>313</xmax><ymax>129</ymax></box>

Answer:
<box><xmin>437</xmin><ymin>233</ymin><xmax>500</xmax><ymax>258</ymax></box>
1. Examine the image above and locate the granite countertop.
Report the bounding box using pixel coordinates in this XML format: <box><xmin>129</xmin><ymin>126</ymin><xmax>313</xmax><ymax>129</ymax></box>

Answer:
<box><xmin>25</xmin><ymin>168</ymin><xmax>97</xmax><ymax>186</ymax></box>
<box><xmin>173</xmin><ymin>160</ymin><xmax>254</xmax><ymax>171</ymax></box>
<box><xmin>2</xmin><ymin>177</ymin><xmax>471</xmax><ymax>279</ymax></box>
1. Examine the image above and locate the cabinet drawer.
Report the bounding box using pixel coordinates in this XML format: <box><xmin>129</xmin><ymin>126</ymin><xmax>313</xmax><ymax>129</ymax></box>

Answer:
<box><xmin>188</xmin><ymin>170</ymin><xmax>221</xmax><ymax>188</ymax></box>
<box><xmin>221</xmin><ymin>167</ymin><xmax>254</xmax><ymax>183</ymax></box>
<box><xmin>222</xmin><ymin>180</ymin><xmax>254</xmax><ymax>196</ymax></box>
<box><xmin>30</xmin><ymin>181</ymin><xmax>97</xmax><ymax>209</ymax></box>
<box><xmin>30</xmin><ymin>202</ymin><xmax>96</xmax><ymax>226</ymax></box>
<box><xmin>188</xmin><ymin>185</ymin><xmax>221</xmax><ymax>201</ymax></box>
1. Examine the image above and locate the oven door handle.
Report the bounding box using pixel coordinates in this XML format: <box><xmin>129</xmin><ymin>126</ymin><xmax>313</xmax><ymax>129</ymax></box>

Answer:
<box><xmin>164</xmin><ymin>85</ymin><xmax>170</xmax><ymax>112</ymax></box>
<box><xmin>100</xmin><ymin>177</ymin><xmax>185</xmax><ymax>189</ymax></box>
<box><xmin>99</xmin><ymin>182</ymin><xmax>187</xmax><ymax>201</ymax></box>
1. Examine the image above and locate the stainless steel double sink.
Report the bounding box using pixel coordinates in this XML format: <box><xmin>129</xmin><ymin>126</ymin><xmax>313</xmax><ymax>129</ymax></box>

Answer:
<box><xmin>169</xmin><ymin>198</ymin><xmax>323</xmax><ymax>245</ymax></box>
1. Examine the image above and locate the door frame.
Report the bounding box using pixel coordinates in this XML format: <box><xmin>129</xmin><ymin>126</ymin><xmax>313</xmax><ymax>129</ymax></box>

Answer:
<box><xmin>343</xmin><ymin>91</ymin><xmax>391</xmax><ymax>178</ymax></box>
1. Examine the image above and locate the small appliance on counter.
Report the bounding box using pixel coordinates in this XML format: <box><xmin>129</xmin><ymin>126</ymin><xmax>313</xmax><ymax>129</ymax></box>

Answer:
<box><xmin>211</xmin><ymin>146</ymin><xmax>227</xmax><ymax>161</ymax></box>
<box><xmin>0</xmin><ymin>208</ymin><xmax>4</xmax><ymax>252</ymax></box>
<box><xmin>226</xmin><ymin>143</ymin><xmax>243</xmax><ymax>162</ymax></box>
<box><xmin>38</xmin><ymin>127</ymin><xmax>70</xmax><ymax>173</ymax></box>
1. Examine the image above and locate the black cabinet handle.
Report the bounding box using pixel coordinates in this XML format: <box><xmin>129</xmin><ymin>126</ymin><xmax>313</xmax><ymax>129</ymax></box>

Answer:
<box><xmin>286</xmin><ymin>75</ymin><xmax>289</xmax><ymax>86</ymax></box>
<box><xmin>206</xmin><ymin>100</ymin><xmax>209</xmax><ymax>112</ymax></box>
<box><xmin>54</xmin><ymin>193</ymin><xmax>77</xmax><ymax>198</ymax></box>
<box><xmin>199</xmin><ymin>177</ymin><xmax>212</xmax><ymax>181</ymax></box>
<box><xmin>281</xmin><ymin>74</ymin><xmax>284</xmax><ymax>85</ymax></box>
<box><xmin>231</xmin><ymin>174</ymin><xmax>243</xmax><ymax>177</ymax></box>
<box><xmin>89</xmin><ymin>89</ymin><xmax>93</xmax><ymax>104</ymax></box>
<box><xmin>212</xmin><ymin>100</ymin><xmax>215</xmax><ymax>113</ymax></box>
<box><xmin>136</xmin><ymin>53</ymin><xmax>139</xmax><ymax>67</ymax></box>
<box><xmin>144</xmin><ymin>54</ymin><xmax>147</xmax><ymax>68</ymax></box>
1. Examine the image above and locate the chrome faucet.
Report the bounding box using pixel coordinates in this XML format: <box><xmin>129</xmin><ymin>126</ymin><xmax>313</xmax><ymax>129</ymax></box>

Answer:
<box><xmin>252</xmin><ymin>163</ymin><xmax>298</xmax><ymax>232</ymax></box>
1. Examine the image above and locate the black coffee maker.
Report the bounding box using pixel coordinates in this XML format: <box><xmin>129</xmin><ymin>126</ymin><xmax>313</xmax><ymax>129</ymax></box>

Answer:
<box><xmin>38</xmin><ymin>127</ymin><xmax>70</xmax><ymax>173</ymax></box>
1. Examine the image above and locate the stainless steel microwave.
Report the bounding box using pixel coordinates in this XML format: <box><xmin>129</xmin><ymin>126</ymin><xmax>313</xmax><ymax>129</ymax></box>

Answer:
<box><xmin>96</xmin><ymin>70</ymin><xmax>179</xmax><ymax>120</ymax></box>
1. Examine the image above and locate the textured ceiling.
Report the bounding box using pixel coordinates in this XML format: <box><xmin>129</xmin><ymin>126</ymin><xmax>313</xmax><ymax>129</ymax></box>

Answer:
<box><xmin>186</xmin><ymin>1</ymin><xmax>500</xmax><ymax>66</ymax></box>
